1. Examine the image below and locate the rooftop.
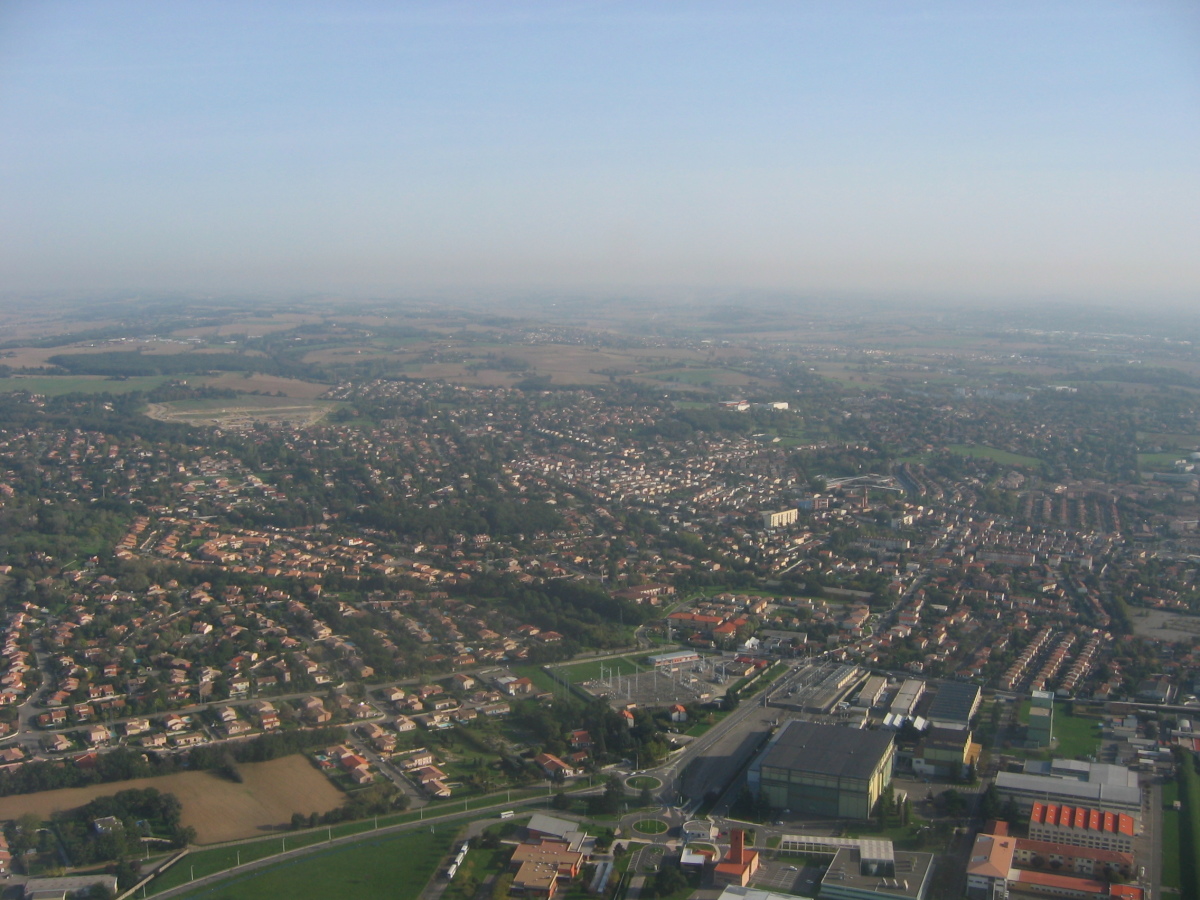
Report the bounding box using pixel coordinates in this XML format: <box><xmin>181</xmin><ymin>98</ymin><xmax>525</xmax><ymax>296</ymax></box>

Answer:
<box><xmin>925</xmin><ymin>681</ymin><xmax>980</xmax><ymax>724</ymax></box>
<box><xmin>758</xmin><ymin>721</ymin><xmax>894</xmax><ymax>781</ymax></box>
<box><xmin>966</xmin><ymin>832</ymin><xmax>1016</xmax><ymax>880</ymax></box>
<box><xmin>820</xmin><ymin>847</ymin><xmax>933</xmax><ymax>900</ymax></box>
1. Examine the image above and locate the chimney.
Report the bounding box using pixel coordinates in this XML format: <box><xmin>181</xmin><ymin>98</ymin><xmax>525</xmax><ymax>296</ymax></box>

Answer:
<box><xmin>729</xmin><ymin>829</ymin><xmax>745</xmax><ymax>865</ymax></box>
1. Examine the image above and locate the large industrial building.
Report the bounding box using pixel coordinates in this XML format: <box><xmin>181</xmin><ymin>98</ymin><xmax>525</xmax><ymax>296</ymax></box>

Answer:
<box><xmin>926</xmin><ymin>681</ymin><xmax>981</xmax><ymax>730</ymax></box>
<box><xmin>993</xmin><ymin>760</ymin><xmax>1142</xmax><ymax>820</ymax></box>
<box><xmin>748</xmin><ymin>721</ymin><xmax>894</xmax><ymax>820</ymax></box>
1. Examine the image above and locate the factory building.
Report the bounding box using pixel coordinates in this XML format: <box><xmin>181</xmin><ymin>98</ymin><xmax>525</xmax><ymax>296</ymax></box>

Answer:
<box><xmin>748</xmin><ymin>721</ymin><xmax>894</xmax><ymax>820</ymax></box>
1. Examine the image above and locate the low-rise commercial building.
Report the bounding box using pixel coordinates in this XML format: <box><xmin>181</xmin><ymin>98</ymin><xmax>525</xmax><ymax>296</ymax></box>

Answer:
<box><xmin>818</xmin><ymin>845</ymin><xmax>934</xmax><ymax>900</ymax></box>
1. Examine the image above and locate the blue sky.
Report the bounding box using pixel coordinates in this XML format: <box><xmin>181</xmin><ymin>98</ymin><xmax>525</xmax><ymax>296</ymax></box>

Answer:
<box><xmin>1</xmin><ymin>1</ymin><xmax>1197</xmax><ymax>304</ymax></box>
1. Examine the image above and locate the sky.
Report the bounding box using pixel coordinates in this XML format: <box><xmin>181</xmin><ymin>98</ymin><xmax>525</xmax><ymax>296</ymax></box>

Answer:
<box><xmin>1</xmin><ymin>1</ymin><xmax>1198</xmax><ymax>305</ymax></box>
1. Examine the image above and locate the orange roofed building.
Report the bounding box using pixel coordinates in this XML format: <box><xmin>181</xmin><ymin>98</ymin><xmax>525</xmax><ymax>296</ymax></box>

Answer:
<box><xmin>1029</xmin><ymin>802</ymin><xmax>1136</xmax><ymax>854</ymax></box>
<box><xmin>713</xmin><ymin>829</ymin><xmax>759</xmax><ymax>886</ymax></box>
<box><xmin>509</xmin><ymin>840</ymin><xmax>584</xmax><ymax>899</ymax></box>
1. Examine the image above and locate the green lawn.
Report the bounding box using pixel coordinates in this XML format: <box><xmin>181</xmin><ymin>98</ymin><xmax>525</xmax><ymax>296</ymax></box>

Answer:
<box><xmin>684</xmin><ymin>709</ymin><xmax>729</xmax><ymax>738</ymax></box>
<box><xmin>168</xmin><ymin>828</ymin><xmax>456</xmax><ymax>900</ymax></box>
<box><xmin>440</xmin><ymin>844</ymin><xmax>509</xmax><ymax>900</ymax></box>
<box><xmin>149</xmin><ymin>819</ymin><xmax>409</xmax><ymax>894</ymax></box>
<box><xmin>1163</xmin><ymin>780</ymin><xmax>1182</xmax><ymax>892</ymax></box>
<box><xmin>1052</xmin><ymin>711</ymin><xmax>1103</xmax><ymax>758</ymax></box>
<box><xmin>1014</xmin><ymin>701</ymin><xmax>1102</xmax><ymax>759</ymax></box>
<box><xmin>1138</xmin><ymin>451</ymin><xmax>1190</xmax><ymax>470</ymax></box>
<box><xmin>550</xmin><ymin>655</ymin><xmax>649</xmax><ymax>684</ymax></box>
<box><xmin>628</xmin><ymin>776</ymin><xmax>662</xmax><ymax>790</ymax></box>
<box><xmin>508</xmin><ymin>664</ymin><xmax>561</xmax><ymax>694</ymax></box>
<box><xmin>633</xmin><ymin>819</ymin><xmax>668</xmax><ymax>835</ymax></box>
<box><xmin>946</xmin><ymin>444</ymin><xmax>1041</xmax><ymax>468</ymax></box>
<box><xmin>645</xmin><ymin>367</ymin><xmax>746</xmax><ymax>385</ymax></box>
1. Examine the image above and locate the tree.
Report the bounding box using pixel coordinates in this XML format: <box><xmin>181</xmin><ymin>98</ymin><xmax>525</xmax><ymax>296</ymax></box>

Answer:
<box><xmin>647</xmin><ymin>866</ymin><xmax>688</xmax><ymax>898</ymax></box>
<box><xmin>552</xmin><ymin>792</ymin><xmax>571</xmax><ymax>811</ymax></box>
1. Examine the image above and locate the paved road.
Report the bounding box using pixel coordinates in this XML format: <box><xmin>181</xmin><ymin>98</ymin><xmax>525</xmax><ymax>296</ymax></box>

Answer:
<box><xmin>649</xmin><ymin>661</ymin><xmax>813</xmax><ymax>806</ymax></box>
<box><xmin>1141</xmin><ymin>777</ymin><xmax>1161</xmax><ymax>899</ymax></box>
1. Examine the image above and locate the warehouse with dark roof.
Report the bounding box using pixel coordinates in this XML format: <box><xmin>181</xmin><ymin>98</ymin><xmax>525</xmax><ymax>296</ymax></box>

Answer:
<box><xmin>747</xmin><ymin>721</ymin><xmax>894</xmax><ymax>819</ymax></box>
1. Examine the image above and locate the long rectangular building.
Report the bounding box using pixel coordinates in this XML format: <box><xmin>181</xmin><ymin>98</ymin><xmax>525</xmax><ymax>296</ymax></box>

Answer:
<box><xmin>889</xmin><ymin>679</ymin><xmax>924</xmax><ymax>717</ymax></box>
<box><xmin>993</xmin><ymin>772</ymin><xmax>1141</xmax><ymax>819</ymax></box>
<box><xmin>1028</xmin><ymin>802</ymin><xmax>1137</xmax><ymax>854</ymax></box>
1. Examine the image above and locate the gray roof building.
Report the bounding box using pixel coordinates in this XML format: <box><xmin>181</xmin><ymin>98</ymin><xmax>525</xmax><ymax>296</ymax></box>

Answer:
<box><xmin>749</xmin><ymin>721</ymin><xmax>895</xmax><ymax>820</ymax></box>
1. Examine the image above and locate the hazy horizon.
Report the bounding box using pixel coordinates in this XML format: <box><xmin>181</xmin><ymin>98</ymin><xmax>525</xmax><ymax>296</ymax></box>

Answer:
<box><xmin>2</xmin><ymin>1</ymin><xmax>1198</xmax><ymax>306</ymax></box>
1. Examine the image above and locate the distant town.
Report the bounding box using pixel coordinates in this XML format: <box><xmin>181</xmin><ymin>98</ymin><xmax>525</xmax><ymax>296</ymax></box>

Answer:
<box><xmin>0</xmin><ymin>297</ymin><xmax>1194</xmax><ymax>900</ymax></box>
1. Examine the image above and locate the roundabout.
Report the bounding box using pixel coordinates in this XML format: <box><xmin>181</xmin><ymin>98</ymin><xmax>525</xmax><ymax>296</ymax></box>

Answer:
<box><xmin>632</xmin><ymin>818</ymin><xmax>669</xmax><ymax>835</ymax></box>
<box><xmin>627</xmin><ymin>774</ymin><xmax>662</xmax><ymax>791</ymax></box>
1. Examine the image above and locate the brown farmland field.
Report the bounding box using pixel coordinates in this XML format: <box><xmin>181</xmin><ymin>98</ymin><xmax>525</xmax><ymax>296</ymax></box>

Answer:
<box><xmin>0</xmin><ymin>755</ymin><xmax>344</xmax><ymax>844</ymax></box>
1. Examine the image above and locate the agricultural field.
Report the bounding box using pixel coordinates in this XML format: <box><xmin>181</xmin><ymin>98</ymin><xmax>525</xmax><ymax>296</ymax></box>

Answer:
<box><xmin>194</xmin><ymin>371</ymin><xmax>333</xmax><ymax>398</ymax></box>
<box><xmin>0</xmin><ymin>755</ymin><xmax>344</xmax><ymax>844</ymax></box>
<box><xmin>0</xmin><ymin>374</ymin><xmax>179</xmax><ymax>396</ymax></box>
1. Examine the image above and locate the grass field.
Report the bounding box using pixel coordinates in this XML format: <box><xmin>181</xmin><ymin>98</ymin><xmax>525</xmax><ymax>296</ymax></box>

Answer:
<box><xmin>633</xmin><ymin>819</ymin><xmax>667</xmax><ymax>835</ymax></box>
<box><xmin>551</xmin><ymin>654</ymin><xmax>649</xmax><ymax>684</ymax></box>
<box><xmin>195</xmin><ymin>372</ymin><xmax>333</xmax><ymax>399</ymax></box>
<box><xmin>1137</xmin><ymin>431</ymin><xmax>1200</xmax><ymax>449</ymax></box>
<box><xmin>945</xmin><ymin>444</ymin><xmax>1042</xmax><ymax>468</ymax></box>
<box><xmin>169</xmin><ymin>827</ymin><xmax>456</xmax><ymax>900</ymax></box>
<box><xmin>627</xmin><ymin>776</ymin><xmax>661</xmax><ymax>790</ymax></box>
<box><xmin>0</xmin><ymin>374</ymin><xmax>178</xmax><ymax>395</ymax></box>
<box><xmin>685</xmin><ymin>709</ymin><xmax>730</xmax><ymax>738</ymax></box>
<box><xmin>1015</xmin><ymin>702</ymin><xmax>1102</xmax><ymax>759</ymax></box>
<box><xmin>0</xmin><ymin>755</ymin><xmax>345</xmax><ymax>844</ymax></box>
<box><xmin>509</xmin><ymin>664</ymin><xmax>561</xmax><ymax>694</ymax></box>
<box><xmin>1138</xmin><ymin>451</ymin><xmax>1191</xmax><ymax>470</ymax></box>
<box><xmin>440</xmin><ymin>843</ymin><xmax>510</xmax><ymax>900</ymax></box>
<box><xmin>645</xmin><ymin>367</ymin><xmax>756</xmax><ymax>386</ymax></box>
<box><xmin>1051</xmin><ymin>711</ymin><xmax>1103</xmax><ymax>758</ymax></box>
<box><xmin>149</xmin><ymin>790</ymin><xmax>551</xmax><ymax>895</ymax></box>
<box><xmin>1163</xmin><ymin>780</ymin><xmax>1182</xmax><ymax>892</ymax></box>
